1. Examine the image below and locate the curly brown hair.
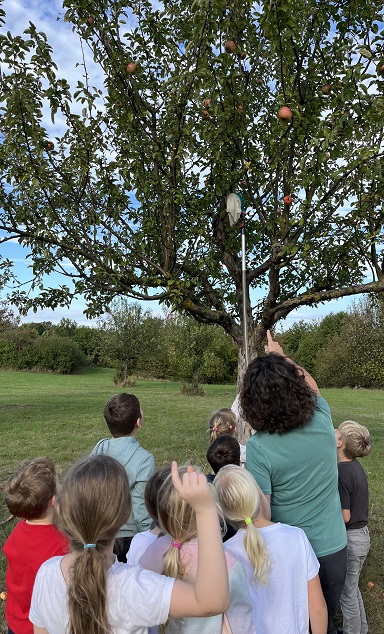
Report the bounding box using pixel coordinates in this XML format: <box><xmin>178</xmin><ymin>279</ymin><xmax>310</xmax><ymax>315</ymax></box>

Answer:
<box><xmin>240</xmin><ymin>353</ymin><xmax>316</xmax><ymax>434</ymax></box>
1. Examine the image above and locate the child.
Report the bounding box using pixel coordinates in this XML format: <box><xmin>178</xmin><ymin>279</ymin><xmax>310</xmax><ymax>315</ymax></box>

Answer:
<box><xmin>2</xmin><ymin>457</ymin><xmax>69</xmax><ymax>634</ymax></box>
<box><xmin>140</xmin><ymin>465</ymin><xmax>255</xmax><ymax>634</ymax></box>
<box><xmin>214</xmin><ymin>465</ymin><xmax>328</xmax><ymax>634</ymax></box>
<box><xmin>29</xmin><ymin>455</ymin><xmax>230</xmax><ymax>634</ymax></box>
<box><xmin>126</xmin><ymin>464</ymin><xmax>172</xmax><ymax>565</ymax></box>
<box><xmin>206</xmin><ymin>435</ymin><xmax>241</xmax><ymax>483</ymax></box>
<box><xmin>91</xmin><ymin>392</ymin><xmax>155</xmax><ymax>561</ymax></box>
<box><xmin>208</xmin><ymin>408</ymin><xmax>246</xmax><ymax>467</ymax></box>
<box><xmin>335</xmin><ymin>420</ymin><xmax>372</xmax><ymax>634</ymax></box>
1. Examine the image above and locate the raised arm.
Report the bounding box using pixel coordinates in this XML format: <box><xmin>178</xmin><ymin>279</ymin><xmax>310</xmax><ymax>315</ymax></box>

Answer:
<box><xmin>265</xmin><ymin>330</ymin><xmax>320</xmax><ymax>395</ymax></box>
<box><xmin>169</xmin><ymin>463</ymin><xmax>229</xmax><ymax>618</ymax></box>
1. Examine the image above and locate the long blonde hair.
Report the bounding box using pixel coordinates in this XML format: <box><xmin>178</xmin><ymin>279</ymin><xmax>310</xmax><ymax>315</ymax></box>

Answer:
<box><xmin>214</xmin><ymin>465</ymin><xmax>271</xmax><ymax>585</ymax></box>
<box><xmin>56</xmin><ymin>455</ymin><xmax>131</xmax><ymax>634</ymax></box>
<box><xmin>157</xmin><ymin>466</ymin><xmax>224</xmax><ymax>580</ymax></box>
<box><xmin>208</xmin><ymin>408</ymin><xmax>237</xmax><ymax>442</ymax></box>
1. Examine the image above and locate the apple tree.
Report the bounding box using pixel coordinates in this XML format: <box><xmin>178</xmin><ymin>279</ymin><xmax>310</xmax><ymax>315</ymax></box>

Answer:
<box><xmin>1</xmin><ymin>0</ymin><xmax>384</xmax><ymax>389</ymax></box>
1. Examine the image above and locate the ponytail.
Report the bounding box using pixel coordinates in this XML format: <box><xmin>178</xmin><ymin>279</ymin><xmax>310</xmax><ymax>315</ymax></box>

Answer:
<box><xmin>67</xmin><ymin>548</ymin><xmax>109</xmax><ymax>634</ymax></box>
<box><xmin>243</xmin><ymin>522</ymin><xmax>270</xmax><ymax>585</ymax></box>
<box><xmin>57</xmin><ymin>456</ymin><xmax>131</xmax><ymax>634</ymax></box>
<box><xmin>214</xmin><ymin>465</ymin><xmax>271</xmax><ymax>585</ymax></box>
<box><xmin>209</xmin><ymin>408</ymin><xmax>237</xmax><ymax>442</ymax></box>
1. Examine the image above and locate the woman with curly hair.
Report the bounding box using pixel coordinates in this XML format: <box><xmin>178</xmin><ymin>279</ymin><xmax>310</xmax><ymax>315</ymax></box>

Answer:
<box><xmin>240</xmin><ymin>330</ymin><xmax>347</xmax><ymax>634</ymax></box>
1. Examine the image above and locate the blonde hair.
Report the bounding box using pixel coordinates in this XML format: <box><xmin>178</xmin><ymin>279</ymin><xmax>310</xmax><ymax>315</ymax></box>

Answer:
<box><xmin>209</xmin><ymin>408</ymin><xmax>237</xmax><ymax>442</ymax></box>
<box><xmin>157</xmin><ymin>466</ymin><xmax>224</xmax><ymax>580</ymax></box>
<box><xmin>214</xmin><ymin>465</ymin><xmax>271</xmax><ymax>585</ymax></box>
<box><xmin>57</xmin><ymin>455</ymin><xmax>131</xmax><ymax>634</ymax></box>
<box><xmin>339</xmin><ymin>420</ymin><xmax>372</xmax><ymax>460</ymax></box>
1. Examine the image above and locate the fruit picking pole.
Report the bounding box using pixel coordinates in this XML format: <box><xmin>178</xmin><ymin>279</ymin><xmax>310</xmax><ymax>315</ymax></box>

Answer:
<box><xmin>240</xmin><ymin>208</ymin><xmax>249</xmax><ymax>368</ymax></box>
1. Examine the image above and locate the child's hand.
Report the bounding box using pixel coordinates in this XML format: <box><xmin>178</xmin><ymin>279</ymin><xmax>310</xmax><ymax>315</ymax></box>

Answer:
<box><xmin>264</xmin><ymin>329</ymin><xmax>284</xmax><ymax>355</ymax></box>
<box><xmin>171</xmin><ymin>462</ymin><xmax>214</xmax><ymax>514</ymax></box>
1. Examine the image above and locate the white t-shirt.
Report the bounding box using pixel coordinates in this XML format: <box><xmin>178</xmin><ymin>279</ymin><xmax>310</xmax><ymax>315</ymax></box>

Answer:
<box><xmin>126</xmin><ymin>530</ymin><xmax>158</xmax><ymax>565</ymax></box>
<box><xmin>30</xmin><ymin>556</ymin><xmax>174</xmax><ymax>634</ymax></box>
<box><xmin>224</xmin><ymin>523</ymin><xmax>319</xmax><ymax>634</ymax></box>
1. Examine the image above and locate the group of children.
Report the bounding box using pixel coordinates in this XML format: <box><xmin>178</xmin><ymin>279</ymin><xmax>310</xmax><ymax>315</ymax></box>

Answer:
<box><xmin>1</xmin><ymin>392</ymin><xmax>372</xmax><ymax>634</ymax></box>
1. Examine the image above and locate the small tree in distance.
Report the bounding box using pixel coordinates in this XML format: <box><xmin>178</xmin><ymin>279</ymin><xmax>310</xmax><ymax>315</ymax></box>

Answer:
<box><xmin>1</xmin><ymin>0</ymin><xmax>384</xmax><ymax>403</ymax></box>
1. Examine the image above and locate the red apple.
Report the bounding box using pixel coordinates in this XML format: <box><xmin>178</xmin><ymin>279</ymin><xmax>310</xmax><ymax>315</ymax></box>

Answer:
<box><xmin>204</xmin><ymin>98</ymin><xmax>212</xmax><ymax>108</ymax></box>
<box><xmin>86</xmin><ymin>16</ymin><xmax>94</xmax><ymax>26</ymax></box>
<box><xmin>379</xmin><ymin>64</ymin><xmax>384</xmax><ymax>74</ymax></box>
<box><xmin>283</xmin><ymin>195</ymin><xmax>293</xmax><ymax>205</ymax></box>
<box><xmin>202</xmin><ymin>109</ymin><xmax>211</xmax><ymax>119</ymax></box>
<box><xmin>321</xmin><ymin>84</ymin><xmax>331</xmax><ymax>94</ymax></box>
<box><xmin>278</xmin><ymin>106</ymin><xmax>292</xmax><ymax>121</ymax></box>
<box><xmin>46</xmin><ymin>141</ymin><xmax>54</xmax><ymax>151</ymax></box>
<box><xmin>126</xmin><ymin>62</ymin><xmax>137</xmax><ymax>74</ymax></box>
<box><xmin>257</xmin><ymin>78</ymin><xmax>263</xmax><ymax>85</ymax></box>
<box><xmin>224</xmin><ymin>40</ymin><xmax>236</xmax><ymax>53</ymax></box>
<box><xmin>0</xmin><ymin>591</ymin><xmax>7</xmax><ymax>601</ymax></box>
<box><xmin>240</xmin><ymin>51</ymin><xmax>247</xmax><ymax>60</ymax></box>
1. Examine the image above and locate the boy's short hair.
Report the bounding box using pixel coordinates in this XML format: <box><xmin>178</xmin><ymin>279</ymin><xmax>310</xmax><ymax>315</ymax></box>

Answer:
<box><xmin>207</xmin><ymin>435</ymin><xmax>241</xmax><ymax>474</ymax></box>
<box><xmin>103</xmin><ymin>393</ymin><xmax>141</xmax><ymax>437</ymax></box>
<box><xmin>4</xmin><ymin>457</ymin><xmax>57</xmax><ymax>520</ymax></box>
<box><xmin>339</xmin><ymin>420</ymin><xmax>372</xmax><ymax>460</ymax></box>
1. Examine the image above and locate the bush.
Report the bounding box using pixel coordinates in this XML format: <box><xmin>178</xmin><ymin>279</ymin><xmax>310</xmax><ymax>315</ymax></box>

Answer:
<box><xmin>0</xmin><ymin>328</ymin><xmax>38</xmax><ymax>369</ymax></box>
<box><xmin>32</xmin><ymin>335</ymin><xmax>85</xmax><ymax>373</ymax></box>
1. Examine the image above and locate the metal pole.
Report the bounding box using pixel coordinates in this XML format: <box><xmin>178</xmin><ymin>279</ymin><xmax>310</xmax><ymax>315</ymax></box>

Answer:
<box><xmin>240</xmin><ymin>210</ymin><xmax>249</xmax><ymax>368</ymax></box>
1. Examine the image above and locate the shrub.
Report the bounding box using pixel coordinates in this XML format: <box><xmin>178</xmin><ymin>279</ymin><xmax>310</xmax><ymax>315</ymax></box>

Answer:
<box><xmin>32</xmin><ymin>335</ymin><xmax>85</xmax><ymax>373</ymax></box>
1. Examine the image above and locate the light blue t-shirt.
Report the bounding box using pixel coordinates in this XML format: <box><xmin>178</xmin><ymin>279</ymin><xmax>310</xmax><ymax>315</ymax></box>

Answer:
<box><xmin>91</xmin><ymin>436</ymin><xmax>155</xmax><ymax>538</ymax></box>
<box><xmin>246</xmin><ymin>396</ymin><xmax>347</xmax><ymax>557</ymax></box>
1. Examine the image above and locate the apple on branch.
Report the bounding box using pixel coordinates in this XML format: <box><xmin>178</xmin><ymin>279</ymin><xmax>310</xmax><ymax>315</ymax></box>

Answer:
<box><xmin>278</xmin><ymin>106</ymin><xmax>292</xmax><ymax>121</ymax></box>
<box><xmin>224</xmin><ymin>40</ymin><xmax>236</xmax><ymax>53</ymax></box>
<box><xmin>126</xmin><ymin>62</ymin><xmax>137</xmax><ymax>74</ymax></box>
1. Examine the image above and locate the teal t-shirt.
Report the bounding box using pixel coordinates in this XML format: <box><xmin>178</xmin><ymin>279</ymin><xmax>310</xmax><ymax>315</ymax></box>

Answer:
<box><xmin>246</xmin><ymin>396</ymin><xmax>346</xmax><ymax>557</ymax></box>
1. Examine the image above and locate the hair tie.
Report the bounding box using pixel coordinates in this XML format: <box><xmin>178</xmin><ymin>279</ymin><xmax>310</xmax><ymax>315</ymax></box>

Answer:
<box><xmin>83</xmin><ymin>543</ymin><xmax>97</xmax><ymax>549</ymax></box>
<box><xmin>212</xmin><ymin>426</ymin><xmax>219</xmax><ymax>432</ymax></box>
<box><xmin>245</xmin><ymin>517</ymin><xmax>252</xmax><ymax>525</ymax></box>
<box><xmin>171</xmin><ymin>541</ymin><xmax>181</xmax><ymax>549</ymax></box>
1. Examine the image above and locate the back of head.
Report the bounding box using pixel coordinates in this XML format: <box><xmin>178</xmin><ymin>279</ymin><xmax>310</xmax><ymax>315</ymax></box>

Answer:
<box><xmin>157</xmin><ymin>466</ymin><xmax>203</xmax><ymax>580</ymax></box>
<box><xmin>209</xmin><ymin>408</ymin><xmax>237</xmax><ymax>442</ymax></box>
<box><xmin>57</xmin><ymin>455</ymin><xmax>131</xmax><ymax>634</ymax></box>
<box><xmin>214</xmin><ymin>465</ymin><xmax>270</xmax><ymax>584</ymax></box>
<box><xmin>144</xmin><ymin>463</ymin><xmax>172</xmax><ymax>526</ymax></box>
<box><xmin>339</xmin><ymin>420</ymin><xmax>372</xmax><ymax>459</ymax></box>
<box><xmin>240</xmin><ymin>353</ymin><xmax>316</xmax><ymax>433</ymax></box>
<box><xmin>103</xmin><ymin>392</ymin><xmax>141</xmax><ymax>437</ymax></box>
<box><xmin>5</xmin><ymin>457</ymin><xmax>57</xmax><ymax>520</ymax></box>
<box><xmin>207</xmin><ymin>435</ymin><xmax>240</xmax><ymax>474</ymax></box>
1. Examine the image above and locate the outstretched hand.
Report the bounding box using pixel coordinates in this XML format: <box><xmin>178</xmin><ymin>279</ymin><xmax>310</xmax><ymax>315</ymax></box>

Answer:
<box><xmin>171</xmin><ymin>462</ymin><xmax>214</xmax><ymax>514</ymax></box>
<box><xmin>264</xmin><ymin>329</ymin><xmax>284</xmax><ymax>355</ymax></box>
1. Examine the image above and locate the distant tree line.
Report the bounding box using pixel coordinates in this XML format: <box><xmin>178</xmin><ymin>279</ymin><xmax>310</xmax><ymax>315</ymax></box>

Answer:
<box><xmin>0</xmin><ymin>300</ymin><xmax>238</xmax><ymax>384</ymax></box>
<box><xmin>278</xmin><ymin>296</ymin><xmax>384</xmax><ymax>389</ymax></box>
<box><xmin>1</xmin><ymin>296</ymin><xmax>384</xmax><ymax>388</ymax></box>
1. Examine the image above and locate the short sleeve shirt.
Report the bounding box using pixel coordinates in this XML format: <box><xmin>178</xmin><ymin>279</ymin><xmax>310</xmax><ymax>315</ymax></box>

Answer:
<box><xmin>30</xmin><ymin>556</ymin><xmax>174</xmax><ymax>634</ymax></box>
<box><xmin>246</xmin><ymin>396</ymin><xmax>346</xmax><ymax>557</ymax></box>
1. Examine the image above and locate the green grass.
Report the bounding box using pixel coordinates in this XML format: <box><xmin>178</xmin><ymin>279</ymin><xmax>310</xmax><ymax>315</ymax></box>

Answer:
<box><xmin>0</xmin><ymin>370</ymin><xmax>383</xmax><ymax>632</ymax></box>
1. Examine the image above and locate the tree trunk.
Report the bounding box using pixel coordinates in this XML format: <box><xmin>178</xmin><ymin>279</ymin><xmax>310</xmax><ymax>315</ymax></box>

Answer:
<box><xmin>234</xmin><ymin>344</ymin><xmax>258</xmax><ymax>444</ymax></box>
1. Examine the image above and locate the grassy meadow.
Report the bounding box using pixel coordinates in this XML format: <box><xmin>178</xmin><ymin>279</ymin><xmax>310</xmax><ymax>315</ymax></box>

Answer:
<box><xmin>1</xmin><ymin>367</ymin><xmax>383</xmax><ymax>632</ymax></box>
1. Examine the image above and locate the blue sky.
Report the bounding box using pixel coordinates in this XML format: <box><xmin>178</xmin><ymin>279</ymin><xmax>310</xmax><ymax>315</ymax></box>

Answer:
<box><xmin>0</xmin><ymin>0</ymin><xmax>357</xmax><ymax>327</ymax></box>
